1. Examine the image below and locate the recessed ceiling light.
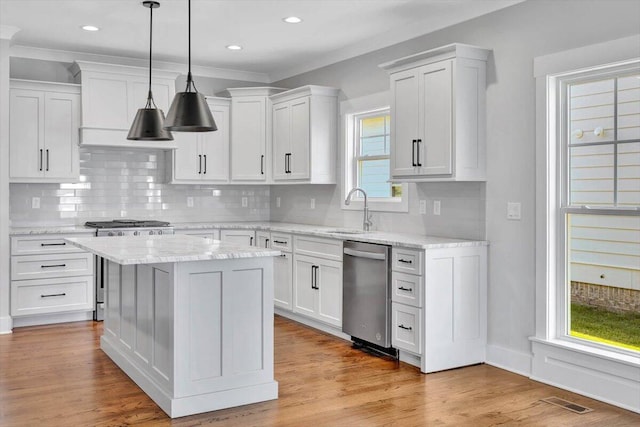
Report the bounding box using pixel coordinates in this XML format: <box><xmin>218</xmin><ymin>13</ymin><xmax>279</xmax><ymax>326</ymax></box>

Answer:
<box><xmin>283</xmin><ymin>16</ymin><xmax>302</xmax><ymax>24</ymax></box>
<box><xmin>81</xmin><ymin>25</ymin><xmax>100</xmax><ymax>32</ymax></box>
<box><xmin>226</xmin><ymin>45</ymin><xmax>243</xmax><ymax>51</ymax></box>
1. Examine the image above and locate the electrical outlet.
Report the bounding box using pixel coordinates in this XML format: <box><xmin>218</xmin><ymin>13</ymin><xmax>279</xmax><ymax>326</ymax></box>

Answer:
<box><xmin>187</xmin><ymin>197</ymin><xmax>194</xmax><ymax>208</ymax></box>
<box><xmin>276</xmin><ymin>197</ymin><xmax>281</xmax><ymax>208</ymax></box>
<box><xmin>433</xmin><ymin>200</ymin><xmax>441</xmax><ymax>215</ymax></box>
<box><xmin>242</xmin><ymin>197</ymin><xmax>248</xmax><ymax>207</ymax></box>
<box><xmin>507</xmin><ymin>202</ymin><xmax>521</xmax><ymax>220</ymax></box>
<box><xmin>31</xmin><ymin>197</ymin><xmax>40</xmax><ymax>209</ymax></box>
<box><xmin>310</xmin><ymin>198</ymin><xmax>316</xmax><ymax>209</ymax></box>
<box><xmin>419</xmin><ymin>200</ymin><xmax>427</xmax><ymax>215</ymax></box>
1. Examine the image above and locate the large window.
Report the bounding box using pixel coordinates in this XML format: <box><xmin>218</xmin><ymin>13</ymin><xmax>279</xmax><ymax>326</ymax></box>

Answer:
<box><xmin>343</xmin><ymin>102</ymin><xmax>407</xmax><ymax>212</ymax></box>
<box><xmin>560</xmin><ymin>67</ymin><xmax>640</xmax><ymax>353</ymax></box>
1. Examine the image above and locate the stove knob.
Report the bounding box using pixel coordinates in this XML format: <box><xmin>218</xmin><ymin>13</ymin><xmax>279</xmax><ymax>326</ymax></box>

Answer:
<box><xmin>108</xmin><ymin>231</ymin><xmax>114</xmax><ymax>237</ymax></box>
<box><xmin>134</xmin><ymin>231</ymin><xmax>139</xmax><ymax>236</ymax></box>
<box><xmin>158</xmin><ymin>230</ymin><xmax>163</xmax><ymax>235</ymax></box>
<box><xmin>118</xmin><ymin>231</ymin><xmax>124</xmax><ymax>236</ymax></box>
<box><xmin>149</xmin><ymin>230</ymin><xmax>155</xmax><ymax>235</ymax></box>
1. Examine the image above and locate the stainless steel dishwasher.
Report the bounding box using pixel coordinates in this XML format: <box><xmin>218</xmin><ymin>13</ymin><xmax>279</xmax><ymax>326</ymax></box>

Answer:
<box><xmin>342</xmin><ymin>240</ymin><xmax>393</xmax><ymax>351</ymax></box>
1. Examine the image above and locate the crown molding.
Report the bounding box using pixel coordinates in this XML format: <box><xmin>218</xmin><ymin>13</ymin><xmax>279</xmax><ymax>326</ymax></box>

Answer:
<box><xmin>8</xmin><ymin>44</ymin><xmax>271</xmax><ymax>83</ymax></box>
<box><xmin>0</xmin><ymin>26</ymin><xmax>20</xmax><ymax>40</ymax></box>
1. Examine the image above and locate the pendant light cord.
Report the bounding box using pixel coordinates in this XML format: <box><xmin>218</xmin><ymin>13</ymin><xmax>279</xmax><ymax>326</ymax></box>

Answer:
<box><xmin>185</xmin><ymin>0</ymin><xmax>198</xmax><ymax>93</ymax></box>
<box><xmin>146</xmin><ymin>3</ymin><xmax>157</xmax><ymax>109</ymax></box>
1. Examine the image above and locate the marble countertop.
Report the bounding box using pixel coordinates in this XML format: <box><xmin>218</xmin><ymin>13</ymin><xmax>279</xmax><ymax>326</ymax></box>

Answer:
<box><xmin>65</xmin><ymin>234</ymin><xmax>282</xmax><ymax>265</ymax></box>
<box><xmin>14</xmin><ymin>221</ymin><xmax>488</xmax><ymax>250</ymax></box>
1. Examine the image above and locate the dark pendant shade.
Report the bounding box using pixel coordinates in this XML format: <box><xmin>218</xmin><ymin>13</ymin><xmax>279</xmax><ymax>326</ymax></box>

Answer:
<box><xmin>164</xmin><ymin>91</ymin><xmax>217</xmax><ymax>132</ymax></box>
<box><xmin>127</xmin><ymin>108</ymin><xmax>174</xmax><ymax>140</ymax></box>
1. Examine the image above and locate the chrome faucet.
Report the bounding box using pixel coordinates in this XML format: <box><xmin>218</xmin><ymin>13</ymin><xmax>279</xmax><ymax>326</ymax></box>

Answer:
<box><xmin>345</xmin><ymin>187</ymin><xmax>373</xmax><ymax>232</ymax></box>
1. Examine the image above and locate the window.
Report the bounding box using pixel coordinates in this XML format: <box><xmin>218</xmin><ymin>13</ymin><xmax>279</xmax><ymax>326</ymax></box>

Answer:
<box><xmin>559</xmin><ymin>66</ymin><xmax>640</xmax><ymax>353</ymax></box>
<box><xmin>342</xmin><ymin>94</ymin><xmax>407</xmax><ymax>212</ymax></box>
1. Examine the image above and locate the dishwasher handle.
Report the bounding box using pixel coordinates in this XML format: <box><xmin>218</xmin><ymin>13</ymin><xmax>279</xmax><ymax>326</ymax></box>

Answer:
<box><xmin>343</xmin><ymin>247</ymin><xmax>386</xmax><ymax>260</ymax></box>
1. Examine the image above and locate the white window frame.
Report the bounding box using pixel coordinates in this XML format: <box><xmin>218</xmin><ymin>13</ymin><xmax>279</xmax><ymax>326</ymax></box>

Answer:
<box><xmin>532</xmin><ymin>35</ymin><xmax>640</xmax><ymax>413</ymax></box>
<box><xmin>341</xmin><ymin>91</ymin><xmax>408</xmax><ymax>213</ymax></box>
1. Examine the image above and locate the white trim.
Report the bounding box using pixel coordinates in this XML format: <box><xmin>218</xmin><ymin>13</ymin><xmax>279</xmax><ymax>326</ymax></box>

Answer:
<box><xmin>275</xmin><ymin>308</ymin><xmax>351</xmax><ymax>341</ymax></box>
<box><xmin>534</xmin><ymin>36</ymin><xmax>640</xmax><ymax>413</ymax></box>
<box><xmin>485</xmin><ymin>344</ymin><xmax>532</xmax><ymax>377</ymax></box>
<box><xmin>11</xmin><ymin>311</ymin><xmax>93</xmax><ymax>328</ymax></box>
<box><xmin>10</xmin><ymin>44</ymin><xmax>271</xmax><ymax>83</ymax></box>
<box><xmin>0</xmin><ymin>316</ymin><xmax>12</xmax><ymax>334</ymax></box>
<box><xmin>0</xmin><ymin>25</ymin><xmax>20</xmax><ymax>40</ymax></box>
<box><xmin>340</xmin><ymin>91</ymin><xmax>409</xmax><ymax>213</ymax></box>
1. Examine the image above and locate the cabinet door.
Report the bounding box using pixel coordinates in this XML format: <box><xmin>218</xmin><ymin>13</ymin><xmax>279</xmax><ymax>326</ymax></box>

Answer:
<box><xmin>288</xmin><ymin>97</ymin><xmax>310</xmax><ymax>180</ymax></box>
<box><xmin>9</xmin><ymin>89</ymin><xmax>43</xmax><ymax>179</ymax></box>
<box><xmin>390</xmin><ymin>69</ymin><xmax>420</xmax><ymax>177</ymax></box>
<box><xmin>220</xmin><ymin>229</ymin><xmax>255</xmax><ymax>246</ymax></box>
<box><xmin>200</xmin><ymin>101</ymin><xmax>230</xmax><ymax>182</ymax></box>
<box><xmin>272</xmin><ymin>102</ymin><xmax>290</xmax><ymax>180</ymax></box>
<box><xmin>274</xmin><ymin>253</ymin><xmax>293</xmax><ymax>311</ymax></box>
<box><xmin>316</xmin><ymin>258</ymin><xmax>342</xmax><ymax>327</ymax></box>
<box><xmin>231</xmin><ymin>97</ymin><xmax>266</xmax><ymax>181</ymax></box>
<box><xmin>172</xmin><ymin>133</ymin><xmax>201</xmax><ymax>181</ymax></box>
<box><xmin>293</xmin><ymin>255</ymin><xmax>316</xmax><ymax>318</ymax></box>
<box><xmin>82</xmin><ymin>73</ymin><xmax>129</xmax><ymax>129</ymax></box>
<box><xmin>43</xmin><ymin>92</ymin><xmax>79</xmax><ymax>180</ymax></box>
<box><xmin>256</xmin><ymin>231</ymin><xmax>271</xmax><ymax>248</ymax></box>
<box><xmin>419</xmin><ymin>60</ymin><xmax>453</xmax><ymax>176</ymax></box>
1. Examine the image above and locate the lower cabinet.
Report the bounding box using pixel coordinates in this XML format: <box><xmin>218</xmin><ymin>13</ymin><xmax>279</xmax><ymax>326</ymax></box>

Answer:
<box><xmin>11</xmin><ymin>276</ymin><xmax>94</xmax><ymax>317</ymax></box>
<box><xmin>293</xmin><ymin>253</ymin><xmax>342</xmax><ymax>328</ymax></box>
<box><xmin>391</xmin><ymin>302</ymin><xmax>422</xmax><ymax>355</ymax></box>
<box><xmin>174</xmin><ymin>228</ymin><xmax>221</xmax><ymax>240</ymax></box>
<box><xmin>220</xmin><ymin>229</ymin><xmax>256</xmax><ymax>246</ymax></box>
<box><xmin>274</xmin><ymin>252</ymin><xmax>293</xmax><ymax>310</ymax></box>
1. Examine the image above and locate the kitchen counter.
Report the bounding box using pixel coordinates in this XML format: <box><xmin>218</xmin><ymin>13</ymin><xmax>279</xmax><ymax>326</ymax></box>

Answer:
<box><xmin>65</xmin><ymin>234</ymin><xmax>281</xmax><ymax>265</ymax></box>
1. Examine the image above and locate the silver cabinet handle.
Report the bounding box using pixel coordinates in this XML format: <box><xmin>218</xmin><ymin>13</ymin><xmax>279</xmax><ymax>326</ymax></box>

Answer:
<box><xmin>344</xmin><ymin>247</ymin><xmax>386</xmax><ymax>260</ymax></box>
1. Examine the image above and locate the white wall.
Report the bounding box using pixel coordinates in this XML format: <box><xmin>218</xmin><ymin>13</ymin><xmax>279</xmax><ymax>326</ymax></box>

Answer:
<box><xmin>272</xmin><ymin>0</ymin><xmax>640</xmax><ymax>371</ymax></box>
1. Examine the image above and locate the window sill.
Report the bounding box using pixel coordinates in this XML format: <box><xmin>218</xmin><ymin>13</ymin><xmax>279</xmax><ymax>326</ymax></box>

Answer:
<box><xmin>529</xmin><ymin>336</ymin><xmax>639</xmax><ymax>367</ymax></box>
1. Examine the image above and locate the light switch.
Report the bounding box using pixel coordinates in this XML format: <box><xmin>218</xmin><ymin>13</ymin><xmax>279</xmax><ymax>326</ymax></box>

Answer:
<box><xmin>310</xmin><ymin>198</ymin><xmax>316</xmax><ymax>209</ymax></box>
<box><xmin>187</xmin><ymin>197</ymin><xmax>194</xmax><ymax>208</ymax></box>
<box><xmin>241</xmin><ymin>197</ymin><xmax>248</xmax><ymax>207</ymax></box>
<box><xmin>507</xmin><ymin>202</ymin><xmax>521</xmax><ymax>220</ymax></box>
<box><xmin>433</xmin><ymin>200</ymin><xmax>441</xmax><ymax>216</ymax></box>
<box><xmin>31</xmin><ymin>197</ymin><xmax>40</xmax><ymax>209</ymax></box>
<box><xmin>276</xmin><ymin>197</ymin><xmax>281</xmax><ymax>208</ymax></box>
<box><xmin>419</xmin><ymin>200</ymin><xmax>427</xmax><ymax>215</ymax></box>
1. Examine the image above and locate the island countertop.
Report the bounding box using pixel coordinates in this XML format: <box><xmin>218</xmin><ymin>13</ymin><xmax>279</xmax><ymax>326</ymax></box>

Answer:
<box><xmin>65</xmin><ymin>234</ymin><xmax>281</xmax><ymax>265</ymax></box>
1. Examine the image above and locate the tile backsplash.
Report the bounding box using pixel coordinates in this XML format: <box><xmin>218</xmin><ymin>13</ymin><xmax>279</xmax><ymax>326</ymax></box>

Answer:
<box><xmin>10</xmin><ymin>147</ymin><xmax>270</xmax><ymax>226</ymax></box>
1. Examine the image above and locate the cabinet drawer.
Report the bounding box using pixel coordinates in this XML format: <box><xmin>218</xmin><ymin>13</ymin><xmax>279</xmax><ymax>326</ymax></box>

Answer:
<box><xmin>11</xmin><ymin>252</ymin><xmax>94</xmax><ymax>281</ymax></box>
<box><xmin>294</xmin><ymin>235</ymin><xmax>342</xmax><ymax>261</ymax></box>
<box><xmin>392</xmin><ymin>272</ymin><xmax>423</xmax><ymax>308</ymax></box>
<box><xmin>391</xmin><ymin>302</ymin><xmax>422</xmax><ymax>355</ymax></box>
<box><xmin>11</xmin><ymin>276</ymin><xmax>94</xmax><ymax>316</ymax></box>
<box><xmin>175</xmin><ymin>229</ymin><xmax>221</xmax><ymax>240</ymax></box>
<box><xmin>11</xmin><ymin>234</ymin><xmax>93</xmax><ymax>255</ymax></box>
<box><xmin>271</xmin><ymin>233</ymin><xmax>292</xmax><ymax>253</ymax></box>
<box><xmin>392</xmin><ymin>248</ymin><xmax>423</xmax><ymax>274</ymax></box>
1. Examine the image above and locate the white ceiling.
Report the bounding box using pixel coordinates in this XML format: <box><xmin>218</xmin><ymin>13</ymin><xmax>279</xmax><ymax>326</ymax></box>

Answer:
<box><xmin>1</xmin><ymin>0</ymin><xmax>523</xmax><ymax>82</ymax></box>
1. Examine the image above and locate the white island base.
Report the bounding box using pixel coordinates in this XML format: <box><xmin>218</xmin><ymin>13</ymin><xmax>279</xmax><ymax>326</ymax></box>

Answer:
<box><xmin>101</xmin><ymin>257</ymin><xmax>278</xmax><ymax>418</ymax></box>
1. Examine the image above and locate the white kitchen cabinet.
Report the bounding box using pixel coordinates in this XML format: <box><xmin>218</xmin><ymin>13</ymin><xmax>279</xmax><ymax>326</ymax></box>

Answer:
<box><xmin>292</xmin><ymin>236</ymin><xmax>343</xmax><ymax>327</ymax></box>
<box><xmin>227</xmin><ymin>87</ymin><xmax>287</xmax><ymax>182</ymax></box>
<box><xmin>271</xmin><ymin>86</ymin><xmax>338</xmax><ymax>183</ymax></box>
<box><xmin>170</xmin><ymin>97</ymin><xmax>230</xmax><ymax>183</ymax></box>
<box><xmin>9</xmin><ymin>80</ymin><xmax>80</xmax><ymax>183</ymax></box>
<box><xmin>220</xmin><ymin>229</ymin><xmax>256</xmax><ymax>246</ymax></box>
<box><xmin>422</xmin><ymin>245</ymin><xmax>487</xmax><ymax>373</ymax></box>
<box><xmin>255</xmin><ymin>231</ymin><xmax>271</xmax><ymax>248</ymax></box>
<box><xmin>10</xmin><ymin>233</ymin><xmax>95</xmax><ymax>320</ymax></box>
<box><xmin>391</xmin><ymin>247</ymin><xmax>423</xmax><ymax>355</ymax></box>
<box><xmin>70</xmin><ymin>61</ymin><xmax>179</xmax><ymax>149</ymax></box>
<box><xmin>274</xmin><ymin>252</ymin><xmax>293</xmax><ymax>311</ymax></box>
<box><xmin>173</xmin><ymin>228</ymin><xmax>221</xmax><ymax>241</ymax></box>
<box><xmin>380</xmin><ymin>43</ymin><xmax>490</xmax><ymax>181</ymax></box>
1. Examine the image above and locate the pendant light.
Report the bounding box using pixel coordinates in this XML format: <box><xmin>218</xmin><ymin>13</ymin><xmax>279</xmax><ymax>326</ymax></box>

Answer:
<box><xmin>164</xmin><ymin>0</ymin><xmax>217</xmax><ymax>132</ymax></box>
<box><xmin>127</xmin><ymin>1</ymin><xmax>173</xmax><ymax>141</ymax></box>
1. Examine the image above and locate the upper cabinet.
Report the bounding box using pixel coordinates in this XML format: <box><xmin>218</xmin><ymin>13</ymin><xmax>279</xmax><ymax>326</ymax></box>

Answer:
<box><xmin>227</xmin><ymin>87</ymin><xmax>287</xmax><ymax>182</ymax></box>
<box><xmin>169</xmin><ymin>97</ymin><xmax>230</xmax><ymax>184</ymax></box>
<box><xmin>9</xmin><ymin>79</ymin><xmax>81</xmax><ymax>183</ymax></box>
<box><xmin>271</xmin><ymin>86</ymin><xmax>339</xmax><ymax>184</ymax></box>
<box><xmin>70</xmin><ymin>61</ymin><xmax>180</xmax><ymax>149</ymax></box>
<box><xmin>380</xmin><ymin>44</ymin><xmax>490</xmax><ymax>182</ymax></box>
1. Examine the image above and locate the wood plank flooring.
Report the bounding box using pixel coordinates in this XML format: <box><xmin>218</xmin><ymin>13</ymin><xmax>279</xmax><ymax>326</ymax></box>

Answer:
<box><xmin>1</xmin><ymin>315</ymin><xmax>638</xmax><ymax>426</ymax></box>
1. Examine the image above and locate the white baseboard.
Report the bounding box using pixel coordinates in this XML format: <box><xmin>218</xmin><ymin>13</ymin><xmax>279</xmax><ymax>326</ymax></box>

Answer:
<box><xmin>530</xmin><ymin>339</ymin><xmax>640</xmax><ymax>414</ymax></box>
<box><xmin>275</xmin><ymin>308</ymin><xmax>351</xmax><ymax>341</ymax></box>
<box><xmin>486</xmin><ymin>343</ymin><xmax>532</xmax><ymax>377</ymax></box>
<box><xmin>12</xmin><ymin>311</ymin><xmax>93</xmax><ymax>328</ymax></box>
<box><xmin>0</xmin><ymin>315</ymin><xmax>13</xmax><ymax>334</ymax></box>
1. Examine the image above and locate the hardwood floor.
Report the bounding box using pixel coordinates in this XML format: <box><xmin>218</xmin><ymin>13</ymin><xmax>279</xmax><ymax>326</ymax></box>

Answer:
<box><xmin>1</xmin><ymin>316</ymin><xmax>638</xmax><ymax>426</ymax></box>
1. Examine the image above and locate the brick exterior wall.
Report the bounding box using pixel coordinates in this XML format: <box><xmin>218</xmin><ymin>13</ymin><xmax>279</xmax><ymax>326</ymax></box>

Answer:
<box><xmin>571</xmin><ymin>282</ymin><xmax>640</xmax><ymax>313</ymax></box>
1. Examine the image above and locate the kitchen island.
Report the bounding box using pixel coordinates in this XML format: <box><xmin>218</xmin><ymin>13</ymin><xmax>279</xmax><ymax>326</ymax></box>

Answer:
<box><xmin>65</xmin><ymin>234</ymin><xmax>281</xmax><ymax>418</ymax></box>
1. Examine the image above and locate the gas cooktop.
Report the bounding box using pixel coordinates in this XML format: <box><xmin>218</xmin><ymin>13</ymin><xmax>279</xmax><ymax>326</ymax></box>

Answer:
<box><xmin>85</xmin><ymin>220</ymin><xmax>171</xmax><ymax>229</ymax></box>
